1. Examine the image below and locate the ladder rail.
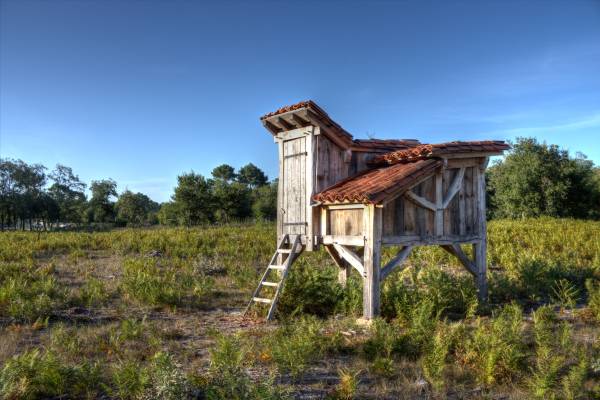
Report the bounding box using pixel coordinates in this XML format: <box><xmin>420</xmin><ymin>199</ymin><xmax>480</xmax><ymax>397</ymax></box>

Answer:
<box><xmin>244</xmin><ymin>234</ymin><xmax>304</xmax><ymax>321</ymax></box>
<box><xmin>244</xmin><ymin>235</ymin><xmax>288</xmax><ymax>315</ymax></box>
<box><xmin>266</xmin><ymin>235</ymin><xmax>302</xmax><ymax>320</ymax></box>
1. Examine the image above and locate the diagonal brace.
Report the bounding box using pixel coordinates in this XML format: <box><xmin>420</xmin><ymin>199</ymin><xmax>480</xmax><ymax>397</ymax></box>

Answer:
<box><xmin>380</xmin><ymin>245</ymin><xmax>413</xmax><ymax>280</ymax></box>
<box><xmin>333</xmin><ymin>243</ymin><xmax>365</xmax><ymax>277</ymax></box>
<box><xmin>441</xmin><ymin>244</ymin><xmax>477</xmax><ymax>276</ymax></box>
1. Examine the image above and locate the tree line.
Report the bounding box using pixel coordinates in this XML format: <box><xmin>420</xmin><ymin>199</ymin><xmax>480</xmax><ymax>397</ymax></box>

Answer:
<box><xmin>0</xmin><ymin>160</ymin><xmax>276</xmax><ymax>230</ymax></box>
<box><xmin>1</xmin><ymin>136</ymin><xmax>598</xmax><ymax>231</ymax></box>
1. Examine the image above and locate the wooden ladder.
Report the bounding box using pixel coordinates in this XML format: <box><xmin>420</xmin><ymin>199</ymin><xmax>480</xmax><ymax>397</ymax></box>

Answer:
<box><xmin>245</xmin><ymin>234</ymin><xmax>303</xmax><ymax>320</ymax></box>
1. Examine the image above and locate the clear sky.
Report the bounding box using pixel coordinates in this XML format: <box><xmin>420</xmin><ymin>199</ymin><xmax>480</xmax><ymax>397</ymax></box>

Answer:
<box><xmin>1</xmin><ymin>0</ymin><xmax>599</xmax><ymax>202</ymax></box>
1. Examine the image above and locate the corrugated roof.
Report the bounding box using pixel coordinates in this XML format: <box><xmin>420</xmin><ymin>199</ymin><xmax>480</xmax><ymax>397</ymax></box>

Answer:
<box><xmin>313</xmin><ymin>159</ymin><xmax>443</xmax><ymax>204</ymax></box>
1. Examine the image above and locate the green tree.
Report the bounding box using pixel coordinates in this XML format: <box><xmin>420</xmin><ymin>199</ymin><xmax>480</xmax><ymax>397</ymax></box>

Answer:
<box><xmin>87</xmin><ymin>179</ymin><xmax>118</xmax><ymax>223</ymax></box>
<box><xmin>0</xmin><ymin>159</ymin><xmax>48</xmax><ymax>230</ymax></box>
<box><xmin>212</xmin><ymin>164</ymin><xmax>236</xmax><ymax>182</ymax></box>
<box><xmin>115</xmin><ymin>190</ymin><xmax>160</xmax><ymax>226</ymax></box>
<box><xmin>48</xmin><ymin>164</ymin><xmax>87</xmax><ymax>225</ymax></box>
<box><xmin>157</xmin><ymin>201</ymin><xmax>181</xmax><ymax>226</ymax></box>
<box><xmin>172</xmin><ymin>172</ymin><xmax>214</xmax><ymax>225</ymax></box>
<box><xmin>252</xmin><ymin>180</ymin><xmax>277</xmax><ymax>220</ymax></box>
<box><xmin>487</xmin><ymin>137</ymin><xmax>600</xmax><ymax>219</ymax></box>
<box><xmin>237</xmin><ymin>163</ymin><xmax>268</xmax><ymax>188</ymax></box>
<box><xmin>212</xmin><ymin>180</ymin><xmax>252</xmax><ymax>223</ymax></box>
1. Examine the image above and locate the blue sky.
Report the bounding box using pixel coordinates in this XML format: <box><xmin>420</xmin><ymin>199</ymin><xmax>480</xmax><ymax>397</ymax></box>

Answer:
<box><xmin>1</xmin><ymin>0</ymin><xmax>599</xmax><ymax>202</ymax></box>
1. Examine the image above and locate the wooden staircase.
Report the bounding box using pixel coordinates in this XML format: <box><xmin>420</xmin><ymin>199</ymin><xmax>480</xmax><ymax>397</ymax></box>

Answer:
<box><xmin>245</xmin><ymin>234</ymin><xmax>303</xmax><ymax>320</ymax></box>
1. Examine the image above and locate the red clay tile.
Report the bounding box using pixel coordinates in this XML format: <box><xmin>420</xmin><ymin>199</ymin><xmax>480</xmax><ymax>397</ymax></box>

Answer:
<box><xmin>313</xmin><ymin>159</ymin><xmax>442</xmax><ymax>204</ymax></box>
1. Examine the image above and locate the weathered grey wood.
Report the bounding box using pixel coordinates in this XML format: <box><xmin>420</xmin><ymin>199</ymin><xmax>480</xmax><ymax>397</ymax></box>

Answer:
<box><xmin>326</xmin><ymin>204</ymin><xmax>364</xmax><ymax>210</ymax></box>
<box><xmin>381</xmin><ymin>234</ymin><xmax>481</xmax><ymax>246</ymax></box>
<box><xmin>405</xmin><ymin>190</ymin><xmax>437</xmax><ymax>211</ymax></box>
<box><xmin>267</xmin><ymin>235</ymin><xmax>303</xmax><ymax>320</ymax></box>
<box><xmin>362</xmin><ymin>204</ymin><xmax>382</xmax><ymax>319</ymax></box>
<box><xmin>322</xmin><ymin>235</ymin><xmax>365</xmax><ymax>247</ymax></box>
<box><xmin>277</xmin><ymin>116</ymin><xmax>295</xmax><ymax>131</ymax></box>
<box><xmin>440</xmin><ymin>244</ymin><xmax>477</xmax><ymax>276</ymax></box>
<box><xmin>332</xmin><ymin>243</ymin><xmax>365</xmax><ymax>276</ymax></box>
<box><xmin>324</xmin><ymin>244</ymin><xmax>351</xmax><ymax>286</ymax></box>
<box><xmin>291</xmin><ymin>113</ymin><xmax>310</xmax><ymax>127</ymax></box>
<box><xmin>320</xmin><ymin>206</ymin><xmax>328</xmax><ymax>237</ymax></box>
<box><xmin>305</xmin><ymin>127</ymin><xmax>315</xmax><ymax>250</ymax></box>
<box><xmin>275</xmin><ymin>126</ymin><xmax>312</xmax><ymax>141</ymax></box>
<box><xmin>328</xmin><ymin>208</ymin><xmax>363</xmax><ymax>236</ymax></box>
<box><xmin>442</xmin><ymin>167</ymin><xmax>465</xmax><ymax>209</ymax></box>
<box><xmin>474</xmin><ymin>160</ymin><xmax>488</xmax><ymax>302</ymax></box>
<box><xmin>380</xmin><ymin>245</ymin><xmax>413</xmax><ymax>280</ymax></box>
<box><xmin>435</xmin><ymin>170</ymin><xmax>443</xmax><ymax>237</ymax></box>
<box><xmin>442</xmin><ymin>151</ymin><xmax>503</xmax><ymax>159</ymax></box>
<box><xmin>277</xmin><ymin>139</ymin><xmax>284</xmax><ymax>240</ymax></box>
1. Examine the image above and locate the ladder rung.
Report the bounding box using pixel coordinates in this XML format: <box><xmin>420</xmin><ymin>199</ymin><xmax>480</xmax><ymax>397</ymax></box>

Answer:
<box><xmin>253</xmin><ymin>297</ymin><xmax>272</xmax><ymax>304</ymax></box>
<box><xmin>278</xmin><ymin>249</ymin><xmax>292</xmax><ymax>254</ymax></box>
<box><xmin>268</xmin><ymin>265</ymin><xmax>285</xmax><ymax>270</ymax></box>
<box><xmin>261</xmin><ymin>281</ymin><xmax>278</xmax><ymax>287</ymax></box>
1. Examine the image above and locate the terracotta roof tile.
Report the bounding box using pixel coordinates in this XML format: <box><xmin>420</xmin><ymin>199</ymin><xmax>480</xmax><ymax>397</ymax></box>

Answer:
<box><xmin>370</xmin><ymin>141</ymin><xmax>510</xmax><ymax>165</ymax></box>
<box><xmin>352</xmin><ymin>138</ymin><xmax>421</xmax><ymax>152</ymax></box>
<box><xmin>261</xmin><ymin>100</ymin><xmax>322</xmax><ymax>120</ymax></box>
<box><xmin>313</xmin><ymin>159</ymin><xmax>442</xmax><ymax>204</ymax></box>
<box><xmin>261</xmin><ymin>100</ymin><xmax>353</xmax><ymax>144</ymax></box>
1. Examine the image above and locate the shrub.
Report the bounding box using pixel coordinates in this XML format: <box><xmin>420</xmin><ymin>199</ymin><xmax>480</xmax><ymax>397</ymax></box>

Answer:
<box><xmin>268</xmin><ymin>316</ymin><xmax>324</xmax><ymax>378</ymax></box>
<box><xmin>421</xmin><ymin>323</ymin><xmax>455</xmax><ymax>392</ymax></box>
<box><xmin>277</xmin><ymin>260</ymin><xmax>343</xmax><ymax>318</ymax></box>
<box><xmin>585</xmin><ymin>279</ymin><xmax>600</xmax><ymax>322</ymax></box>
<box><xmin>528</xmin><ymin>306</ymin><xmax>589</xmax><ymax>399</ymax></box>
<box><xmin>0</xmin><ymin>349</ymin><xmax>102</xmax><ymax>399</ymax></box>
<box><xmin>78</xmin><ymin>277</ymin><xmax>111</xmax><ymax>307</ymax></box>
<box><xmin>461</xmin><ymin>303</ymin><xmax>527</xmax><ymax>386</ymax></box>
<box><xmin>0</xmin><ymin>269</ymin><xmax>67</xmax><ymax>322</ymax></box>
<box><xmin>120</xmin><ymin>257</ymin><xmax>212</xmax><ymax>308</ymax></box>
<box><xmin>204</xmin><ymin>333</ymin><xmax>287</xmax><ymax>400</ymax></box>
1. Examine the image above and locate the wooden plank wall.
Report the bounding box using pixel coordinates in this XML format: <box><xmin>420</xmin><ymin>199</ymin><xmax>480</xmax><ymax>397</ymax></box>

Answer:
<box><xmin>382</xmin><ymin>164</ymin><xmax>480</xmax><ymax>239</ymax></box>
<box><xmin>281</xmin><ymin>137</ymin><xmax>307</xmax><ymax>236</ymax></box>
<box><xmin>315</xmin><ymin>135</ymin><xmax>350</xmax><ymax>193</ymax></box>
<box><xmin>328</xmin><ymin>209</ymin><xmax>364</xmax><ymax>236</ymax></box>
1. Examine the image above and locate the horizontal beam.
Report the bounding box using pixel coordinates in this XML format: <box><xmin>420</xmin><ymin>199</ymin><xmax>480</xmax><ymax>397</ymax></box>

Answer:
<box><xmin>381</xmin><ymin>234</ymin><xmax>481</xmax><ymax>246</ymax></box>
<box><xmin>381</xmin><ymin>245</ymin><xmax>413</xmax><ymax>280</ymax></box>
<box><xmin>275</xmin><ymin>126</ymin><xmax>313</xmax><ymax>141</ymax></box>
<box><xmin>321</xmin><ymin>235</ymin><xmax>365</xmax><ymax>247</ymax></box>
<box><xmin>325</xmin><ymin>204</ymin><xmax>365</xmax><ymax>211</ymax></box>
<box><xmin>333</xmin><ymin>243</ymin><xmax>365</xmax><ymax>277</ymax></box>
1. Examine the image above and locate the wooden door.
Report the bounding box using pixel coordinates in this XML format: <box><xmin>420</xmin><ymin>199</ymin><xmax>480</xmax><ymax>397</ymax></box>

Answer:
<box><xmin>281</xmin><ymin>137</ymin><xmax>307</xmax><ymax>236</ymax></box>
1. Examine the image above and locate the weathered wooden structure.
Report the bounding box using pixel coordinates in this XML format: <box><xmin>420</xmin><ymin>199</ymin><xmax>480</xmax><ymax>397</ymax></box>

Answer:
<box><xmin>247</xmin><ymin>101</ymin><xmax>509</xmax><ymax>320</ymax></box>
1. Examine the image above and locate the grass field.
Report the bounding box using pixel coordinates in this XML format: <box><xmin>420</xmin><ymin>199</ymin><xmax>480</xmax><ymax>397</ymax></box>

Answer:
<box><xmin>1</xmin><ymin>218</ymin><xmax>599</xmax><ymax>399</ymax></box>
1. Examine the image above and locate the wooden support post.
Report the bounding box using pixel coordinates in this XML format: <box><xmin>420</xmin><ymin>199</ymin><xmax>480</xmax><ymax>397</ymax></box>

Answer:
<box><xmin>435</xmin><ymin>170</ymin><xmax>443</xmax><ymax>236</ymax></box>
<box><xmin>276</xmin><ymin>139</ymin><xmax>284</xmax><ymax>242</ymax></box>
<box><xmin>362</xmin><ymin>204</ymin><xmax>382</xmax><ymax>319</ymax></box>
<box><xmin>305</xmin><ymin>127</ymin><xmax>315</xmax><ymax>251</ymax></box>
<box><xmin>474</xmin><ymin>160</ymin><xmax>488</xmax><ymax>302</ymax></box>
<box><xmin>324</xmin><ymin>244</ymin><xmax>351</xmax><ymax>286</ymax></box>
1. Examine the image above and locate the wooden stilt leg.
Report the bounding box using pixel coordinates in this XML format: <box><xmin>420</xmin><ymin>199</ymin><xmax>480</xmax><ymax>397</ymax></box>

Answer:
<box><xmin>338</xmin><ymin>264</ymin><xmax>350</xmax><ymax>286</ymax></box>
<box><xmin>363</xmin><ymin>205</ymin><xmax>382</xmax><ymax>319</ymax></box>
<box><xmin>474</xmin><ymin>158</ymin><xmax>489</xmax><ymax>303</ymax></box>
<box><xmin>473</xmin><ymin>241</ymin><xmax>487</xmax><ymax>302</ymax></box>
<box><xmin>324</xmin><ymin>244</ymin><xmax>351</xmax><ymax>287</ymax></box>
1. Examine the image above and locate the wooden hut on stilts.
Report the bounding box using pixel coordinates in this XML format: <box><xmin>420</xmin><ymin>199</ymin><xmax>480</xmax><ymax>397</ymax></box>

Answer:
<box><xmin>246</xmin><ymin>101</ymin><xmax>509</xmax><ymax>321</ymax></box>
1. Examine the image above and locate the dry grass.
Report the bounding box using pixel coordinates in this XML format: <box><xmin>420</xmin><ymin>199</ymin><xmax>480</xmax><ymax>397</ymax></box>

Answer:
<box><xmin>0</xmin><ymin>219</ymin><xmax>599</xmax><ymax>399</ymax></box>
